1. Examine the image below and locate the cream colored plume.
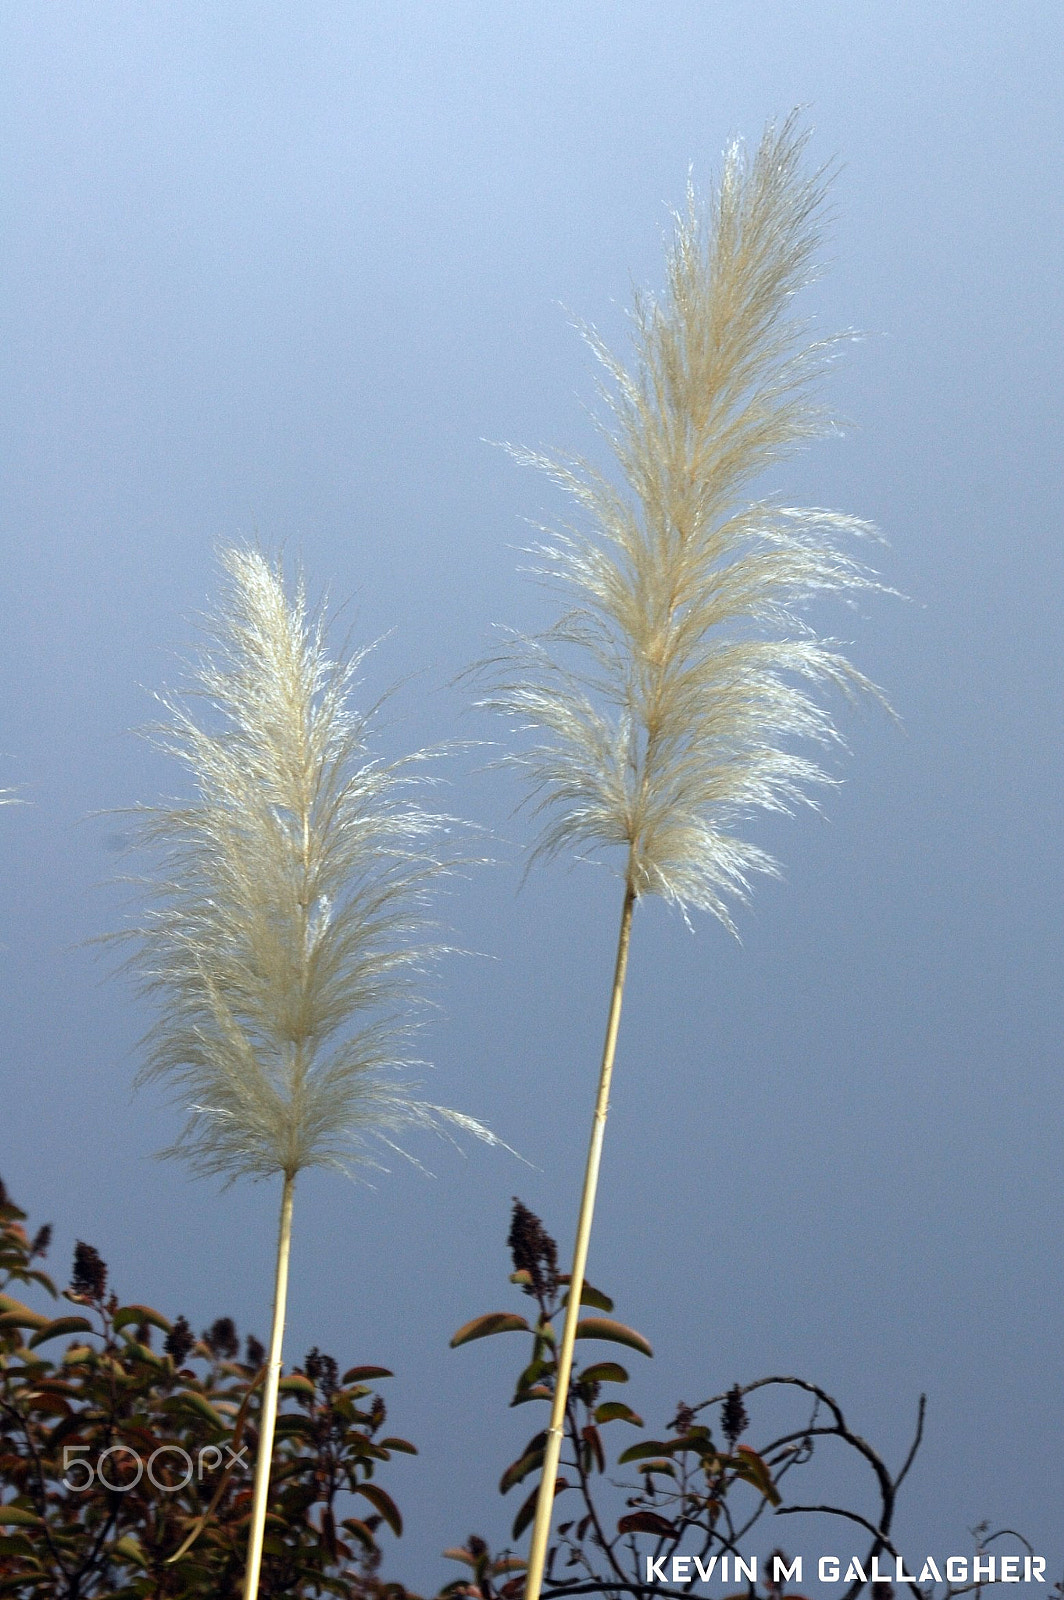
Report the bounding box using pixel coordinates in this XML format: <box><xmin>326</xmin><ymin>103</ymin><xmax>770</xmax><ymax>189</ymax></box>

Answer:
<box><xmin>124</xmin><ymin>546</ymin><xmax>497</xmax><ymax>1182</ymax></box>
<box><xmin>484</xmin><ymin>116</ymin><xmax>889</xmax><ymax>930</ymax></box>
<box><xmin>120</xmin><ymin>546</ymin><xmax>502</xmax><ymax>1600</ymax></box>
<box><xmin>498</xmin><ymin>118</ymin><xmax>894</xmax><ymax>1600</ymax></box>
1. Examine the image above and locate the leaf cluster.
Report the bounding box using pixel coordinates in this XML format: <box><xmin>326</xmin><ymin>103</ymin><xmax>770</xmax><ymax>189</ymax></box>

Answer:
<box><xmin>449</xmin><ymin>1202</ymin><xmax>781</xmax><ymax>1591</ymax></box>
<box><xmin>0</xmin><ymin>1183</ymin><xmax>1039</xmax><ymax>1600</ymax></box>
<box><xmin>446</xmin><ymin>1203</ymin><xmax>1036</xmax><ymax>1600</ymax></box>
<box><xmin>0</xmin><ymin>1180</ymin><xmax>415</xmax><ymax>1598</ymax></box>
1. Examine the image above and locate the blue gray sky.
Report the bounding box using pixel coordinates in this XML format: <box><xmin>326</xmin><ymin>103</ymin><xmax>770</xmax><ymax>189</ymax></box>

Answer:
<box><xmin>2</xmin><ymin>1</ymin><xmax>1062</xmax><ymax>1585</ymax></box>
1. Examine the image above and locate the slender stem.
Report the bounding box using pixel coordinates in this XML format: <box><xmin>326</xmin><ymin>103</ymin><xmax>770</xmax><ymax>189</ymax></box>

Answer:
<box><xmin>525</xmin><ymin>881</ymin><xmax>637</xmax><ymax>1600</ymax></box>
<box><xmin>242</xmin><ymin>1171</ymin><xmax>296</xmax><ymax>1600</ymax></box>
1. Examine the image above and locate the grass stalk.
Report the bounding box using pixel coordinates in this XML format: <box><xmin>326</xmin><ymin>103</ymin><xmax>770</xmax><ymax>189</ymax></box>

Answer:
<box><xmin>524</xmin><ymin>878</ymin><xmax>636</xmax><ymax>1600</ymax></box>
<box><xmin>481</xmin><ymin>119</ymin><xmax>892</xmax><ymax>1595</ymax></box>
<box><xmin>116</xmin><ymin>547</ymin><xmax>500</xmax><ymax>1596</ymax></box>
<box><xmin>242</xmin><ymin>1170</ymin><xmax>295</xmax><ymax>1600</ymax></box>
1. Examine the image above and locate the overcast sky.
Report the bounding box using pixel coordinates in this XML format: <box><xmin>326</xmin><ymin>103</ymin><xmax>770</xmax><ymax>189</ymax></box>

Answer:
<box><xmin>2</xmin><ymin>1</ymin><xmax>1062</xmax><ymax>1586</ymax></box>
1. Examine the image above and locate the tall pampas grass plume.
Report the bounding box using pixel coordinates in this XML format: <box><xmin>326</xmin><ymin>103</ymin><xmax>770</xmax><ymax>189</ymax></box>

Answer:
<box><xmin>118</xmin><ymin>546</ymin><xmax>500</xmax><ymax>1599</ymax></box>
<box><xmin>479</xmin><ymin>116</ymin><xmax>895</xmax><ymax>1600</ymax></box>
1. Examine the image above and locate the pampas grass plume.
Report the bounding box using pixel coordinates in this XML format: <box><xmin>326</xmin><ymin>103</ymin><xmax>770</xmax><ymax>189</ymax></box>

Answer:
<box><xmin>485</xmin><ymin>116</ymin><xmax>889</xmax><ymax>928</ymax></box>
<box><xmin>121</xmin><ymin>546</ymin><xmax>498</xmax><ymax>1598</ymax></box>
<box><xmin>129</xmin><ymin>546</ymin><xmax>485</xmax><ymax>1181</ymax></box>
<box><xmin>491</xmin><ymin>117</ymin><xmax>894</xmax><ymax>1600</ymax></box>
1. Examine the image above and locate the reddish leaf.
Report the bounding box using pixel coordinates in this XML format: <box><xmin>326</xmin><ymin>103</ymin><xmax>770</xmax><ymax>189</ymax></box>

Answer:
<box><xmin>582</xmin><ymin>1423</ymin><xmax>606</xmax><ymax>1474</ymax></box>
<box><xmin>442</xmin><ymin>1547</ymin><xmax>478</xmax><ymax>1569</ymax></box>
<box><xmin>733</xmin><ymin>1444</ymin><xmax>780</xmax><ymax>1505</ymax></box>
<box><xmin>512</xmin><ymin>1476</ymin><xmax>569</xmax><ymax>1540</ymax></box>
<box><xmin>354</xmin><ymin>1480</ymin><xmax>403</xmax><ymax>1537</ymax></box>
<box><xmin>341</xmin><ymin>1517</ymin><xmax>379</xmax><ymax>1553</ymax></box>
<box><xmin>511</xmin><ymin>1383</ymin><xmax>552</xmax><ymax>1405</ymax></box>
<box><xmin>617</xmin><ymin>1511</ymin><xmax>677</xmax><ymax>1537</ymax></box>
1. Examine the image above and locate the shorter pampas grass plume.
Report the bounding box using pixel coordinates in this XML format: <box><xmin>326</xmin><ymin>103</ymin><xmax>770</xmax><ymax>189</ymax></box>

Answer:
<box><xmin>482</xmin><ymin>117</ymin><xmax>895</xmax><ymax>1600</ymax></box>
<box><xmin>118</xmin><ymin>546</ymin><xmax>499</xmax><ymax>1599</ymax></box>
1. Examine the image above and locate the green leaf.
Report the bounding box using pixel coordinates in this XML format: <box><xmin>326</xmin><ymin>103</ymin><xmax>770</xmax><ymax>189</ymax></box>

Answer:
<box><xmin>499</xmin><ymin>1447</ymin><xmax>544</xmax><ymax>1495</ymax></box>
<box><xmin>578</xmin><ymin>1360</ymin><xmax>629</xmax><ymax>1385</ymax></box>
<box><xmin>515</xmin><ymin>1355</ymin><xmax>550</xmax><ymax>1393</ymax></box>
<box><xmin>450</xmin><ymin>1311</ymin><xmax>530</xmax><ymax>1348</ymax></box>
<box><xmin>379</xmin><ymin>1436</ymin><xmax>418</xmax><ymax>1455</ymax></box>
<box><xmin>163</xmin><ymin>1391</ymin><xmax>227</xmax><ymax>1431</ymax></box>
<box><xmin>112</xmin><ymin>1305</ymin><xmax>173</xmax><ymax>1335</ymax></box>
<box><xmin>27</xmin><ymin>1315</ymin><xmax>94</xmax><ymax>1349</ymax></box>
<box><xmin>342</xmin><ymin>1365</ymin><xmax>393</xmax><ymax>1384</ymax></box>
<box><xmin>617</xmin><ymin>1439</ymin><xmax>675</xmax><ymax>1464</ymax></box>
<box><xmin>0</xmin><ymin>1507</ymin><xmax>43</xmax><ymax>1527</ymax></box>
<box><xmin>0</xmin><ymin>1295</ymin><xmax>39</xmax><ymax>1319</ymax></box>
<box><xmin>273</xmin><ymin>1414</ymin><xmax>314</xmax><ymax>1439</ymax></box>
<box><xmin>354</xmin><ymin>1481</ymin><xmax>402</xmax><ymax>1537</ymax></box>
<box><xmin>670</xmin><ymin>1425</ymin><xmax>712</xmax><ymax>1449</ymax></box>
<box><xmin>594</xmin><ymin>1400</ymin><xmax>643</xmax><ymax>1426</ymax></box>
<box><xmin>0</xmin><ymin>1309</ymin><xmax>49</xmax><ymax>1333</ymax></box>
<box><xmin>113</xmin><ymin>1535</ymin><xmax>149</xmax><ymax>1569</ymax></box>
<box><xmin>573</xmin><ymin>1317</ymin><xmax>652</xmax><ymax>1357</ymax></box>
<box><xmin>120</xmin><ymin>1338</ymin><xmax>164</xmax><ymax>1368</ymax></box>
<box><xmin>559</xmin><ymin>1276</ymin><xmax>614</xmax><ymax>1313</ymax></box>
<box><xmin>278</xmin><ymin>1374</ymin><xmax>316</xmax><ymax>1398</ymax></box>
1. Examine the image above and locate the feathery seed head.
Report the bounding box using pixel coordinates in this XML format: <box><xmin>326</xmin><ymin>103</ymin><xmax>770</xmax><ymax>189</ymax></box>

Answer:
<box><xmin>124</xmin><ymin>547</ymin><xmax>496</xmax><ymax>1183</ymax></box>
<box><xmin>482</xmin><ymin>118</ymin><xmax>891</xmax><ymax>928</ymax></box>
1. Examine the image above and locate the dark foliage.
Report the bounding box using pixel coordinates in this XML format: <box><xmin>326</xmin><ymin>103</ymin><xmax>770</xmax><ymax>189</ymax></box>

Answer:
<box><xmin>0</xmin><ymin>1184</ymin><xmax>1042</xmax><ymax>1600</ymax></box>
<box><xmin>0</xmin><ymin>1181</ymin><xmax>416</xmax><ymax>1598</ymax></box>
<box><xmin>447</xmin><ymin>1202</ymin><xmax>1041</xmax><ymax>1600</ymax></box>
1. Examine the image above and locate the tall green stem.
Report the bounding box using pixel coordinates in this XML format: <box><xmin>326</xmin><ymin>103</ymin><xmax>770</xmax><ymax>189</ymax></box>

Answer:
<box><xmin>524</xmin><ymin>880</ymin><xmax>637</xmax><ymax>1600</ymax></box>
<box><xmin>242</xmin><ymin>1171</ymin><xmax>295</xmax><ymax>1600</ymax></box>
